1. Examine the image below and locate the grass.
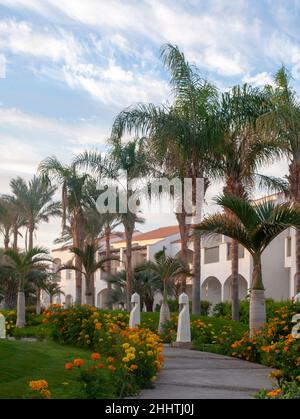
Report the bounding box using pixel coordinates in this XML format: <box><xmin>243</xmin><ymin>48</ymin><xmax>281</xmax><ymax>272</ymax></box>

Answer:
<box><xmin>0</xmin><ymin>339</ymin><xmax>92</xmax><ymax>399</ymax></box>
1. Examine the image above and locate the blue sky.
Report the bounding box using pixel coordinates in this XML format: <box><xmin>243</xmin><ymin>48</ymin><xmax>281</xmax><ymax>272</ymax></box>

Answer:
<box><xmin>0</xmin><ymin>0</ymin><xmax>299</xmax><ymax>247</ymax></box>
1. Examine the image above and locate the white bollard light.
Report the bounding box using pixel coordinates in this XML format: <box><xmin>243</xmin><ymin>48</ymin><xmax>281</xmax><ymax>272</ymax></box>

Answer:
<box><xmin>129</xmin><ymin>292</ymin><xmax>140</xmax><ymax>328</ymax></box>
<box><xmin>0</xmin><ymin>313</ymin><xmax>6</xmax><ymax>339</ymax></box>
<box><xmin>176</xmin><ymin>293</ymin><xmax>191</xmax><ymax>344</ymax></box>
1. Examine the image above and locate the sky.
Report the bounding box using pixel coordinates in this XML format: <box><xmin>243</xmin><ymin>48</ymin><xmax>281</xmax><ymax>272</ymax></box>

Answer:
<box><xmin>0</xmin><ymin>0</ymin><xmax>299</xmax><ymax>249</ymax></box>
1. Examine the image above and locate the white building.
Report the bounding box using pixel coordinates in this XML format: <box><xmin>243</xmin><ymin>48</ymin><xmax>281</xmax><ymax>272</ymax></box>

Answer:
<box><xmin>48</xmin><ymin>194</ymin><xmax>298</xmax><ymax>308</ymax></box>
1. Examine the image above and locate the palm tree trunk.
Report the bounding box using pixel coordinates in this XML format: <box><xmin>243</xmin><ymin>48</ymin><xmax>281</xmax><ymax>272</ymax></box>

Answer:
<box><xmin>231</xmin><ymin>240</ymin><xmax>239</xmax><ymax>321</ymax></box>
<box><xmin>295</xmin><ymin>228</ymin><xmax>300</xmax><ymax>294</ymax></box>
<box><xmin>158</xmin><ymin>287</ymin><xmax>171</xmax><ymax>333</ymax></box>
<box><xmin>249</xmin><ymin>254</ymin><xmax>266</xmax><ymax>336</ymax></box>
<box><xmin>73</xmin><ymin>210</ymin><xmax>84</xmax><ymax>304</ymax></box>
<box><xmin>85</xmin><ymin>275</ymin><xmax>94</xmax><ymax>306</ymax></box>
<box><xmin>16</xmin><ymin>290</ymin><xmax>26</xmax><ymax>328</ymax></box>
<box><xmin>28</xmin><ymin>226</ymin><xmax>34</xmax><ymax>251</ymax></box>
<box><xmin>192</xmin><ymin>234</ymin><xmax>201</xmax><ymax>314</ymax></box>
<box><xmin>176</xmin><ymin>212</ymin><xmax>190</xmax><ymax>293</ymax></box>
<box><xmin>13</xmin><ymin>225</ymin><xmax>18</xmax><ymax>250</ymax></box>
<box><xmin>36</xmin><ymin>288</ymin><xmax>41</xmax><ymax>315</ymax></box>
<box><xmin>4</xmin><ymin>232</ymin><xmax>9</xmax><ymax>250</ymax></box>
<box><xmin>105</xmin><ymin>226</ymin><xmax>113</xmax><ymax>310</ymax></box>
<box><xmin>125</xmin><ymin>229</ymin><xmax>133</xmax><ymax>312</ymax></box>
<box><xmin>145</xmin><ymin>295</ymin><xmax>154</xmax><ymax>312</ymax></box>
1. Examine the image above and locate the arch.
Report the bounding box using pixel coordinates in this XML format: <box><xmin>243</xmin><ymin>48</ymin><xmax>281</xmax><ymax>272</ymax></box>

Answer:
<box><xmin>201</xmin><ymin>276</ymin><xmax>222</xmax><ymax>305</ymax></box>
<box><xmin>65</xmin><ymin>294</ymin><xmax>73</xmax><ymax>307</ymax></box>
<box><xmin>223</xmin><ymin>274</ymin><xmax>249</xmax><ymax>301</ymax></box>
<box><xmin>97</xmin><ymin>288</ymin><xmax>113</xmax><ymax>309</ymax></box>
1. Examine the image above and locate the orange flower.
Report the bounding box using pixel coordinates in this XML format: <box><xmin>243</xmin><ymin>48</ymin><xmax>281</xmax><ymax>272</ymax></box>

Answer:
<box><xmin>64</xmin><ymin>363</ymin><xmax>73</xmax><ymax>370</ymax></box>
<box><xmin>29</xmin><ymin>380</ymin><xmax>49</xmax><ymax>391</ymax></box>
<box><xmin>91</xmin><ymin>352</ymin><xmax>101</xmax><ymax>361</ymax></box>
<box><xmin>40</xmin><ymin>389</ymin><xmax>51</xmax><ymax>399</ymax></box>
<box><xmin>108</xmin><ymin>365</ymin><xmax>116</xmax><ymax>372</ymax></box>
<box><xmin>130</xmin><ymin>364</ymin><xmax>138</xmax><ymax>371</ymax></box>
<box><xmin>107</xmin><ymin>356</ymin><xmax>114</xmax><ymax>363</ymax></box>
<box><xmin>97</xmin><ymin>362</ymin><xmax>105</xmax><ymax>369</ymax></box>
<box><xmin>95</xmin><ymin>323</ymin><xmax>101</xmax><ymax>330</ymax></box>
<box><xmin>73</xmin><ymin>358</ymin><xmax>85</xmax><ymax>367</ymax></box>
<box><xmin>267</xmin><ymin>388</ymin><xmax>282</xmax><ymax>398</ymax></box>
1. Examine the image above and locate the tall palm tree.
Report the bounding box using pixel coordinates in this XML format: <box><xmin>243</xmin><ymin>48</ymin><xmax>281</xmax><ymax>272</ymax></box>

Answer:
<box><xmin>213</xmin><ymin>83</ymin><xmax>282</xmax><ymax>320</ymax></box>
<box><xmin>195</xmin><ymin>195</ymin><xmax>300</xmax><ymax>335</ymax></box>
<box><xmin>112</xmin><ymin>44</ymin><xmax>220</xmax><ymax>314</ymax></box>
<box><xmin>59</xmin><ymin>243</ymin><xmax>117</xmax><ymax>306</ymax></box>
<box><xmin>137</xmin><ymin>249</ymin><xmax>189</xmax><ymax>333</ymax></box>
<box><xmin>4</xmin><ymin>247</ymin><xmax>51</xmax><ymax>327</ymax></box>
<box><xmin>74</xmin><ymin>140</ymin><xmax>148</xmax><ymax>311</ymax></box>
<box><xmin>38</xmin><ymin>157</ymin><xmax>89</xmax><ymax>304</ymax></box>
<box><xmin>7</xmin><ymin>176</ymin><xmax>61</xmax><ymax>250</ymax></box>
<box><xmin>259</xmin><ymin>66</ymin><xmax>300</xmax><ymax>294</ymax></box>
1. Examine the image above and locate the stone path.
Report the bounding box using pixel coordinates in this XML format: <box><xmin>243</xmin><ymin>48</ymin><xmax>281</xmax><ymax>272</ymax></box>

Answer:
<box><xmin>137</xmin><ymin>346</ymin><xmax>273</xmax><ymax>399</ymax></box>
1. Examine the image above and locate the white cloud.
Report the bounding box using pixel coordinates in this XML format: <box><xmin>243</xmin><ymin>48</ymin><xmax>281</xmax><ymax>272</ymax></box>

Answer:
<box><xmin>243</xmin><ymin>71</ymin><xmax>274</xmax><ymax>87</ymax></box>
<box><xmin>0</xmin><ymin>53</ymin><xmax>6</xmax><ymax>78</ymax></box>
<box><xmin>0</xmin><ymin>20</ymin><xmax>83</xmax><ymax>66</ymax></box>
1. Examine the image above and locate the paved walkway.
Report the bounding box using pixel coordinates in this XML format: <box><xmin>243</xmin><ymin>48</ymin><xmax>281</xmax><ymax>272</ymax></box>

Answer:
<box><xmin>137</xmin><ymin>346</ymin><xmax>273</xmax><ymax>399</ymax></box>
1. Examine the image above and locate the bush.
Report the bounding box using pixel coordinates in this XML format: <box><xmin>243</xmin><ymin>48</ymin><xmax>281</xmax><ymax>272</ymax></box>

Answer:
<box><xmin>43</xmin><ymin>305</ymin><xmax>163</xmax><ymax>395</ymax></box>
<box><xmin>230</xmin><ymin>304</ymin><xmax>300</xmax><ymax>381</ymax></box>
<box><xmin>212</xmin><ymin>299</ymin><xmax>300</xmax><ymax>324</ymax></box>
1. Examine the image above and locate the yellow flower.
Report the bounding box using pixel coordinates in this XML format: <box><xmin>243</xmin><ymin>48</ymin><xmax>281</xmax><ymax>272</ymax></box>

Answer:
<box><xmin>147</xmin><ymin>351</ymin><xmax>154</xmax><ymax>356</ymax></box>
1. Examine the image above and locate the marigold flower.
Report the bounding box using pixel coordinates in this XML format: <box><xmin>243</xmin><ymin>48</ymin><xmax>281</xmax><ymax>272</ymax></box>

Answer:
<box><xmin>29</xmin><ymin>380</ymin><xmax>49</xmax><ymax>391</ymax></box>
<box><xmin>73</xmin><ymin>358</ymin><xmax>85</xmax><ymax>367</ymax></box>
<box><xmin>269</xmin><ymin>370</ymin><xmax>283</xmax><ymax>379</ymax></box>
<box><xmin>40</xmin><ymin>389</ymin><xmax>51</xmax><ymax>399</ymax></box>
<box><xmin>91</xmin><ymin>352</ymin><xmax>101</xmax><ymax>361</ymax></box>
<box><xmin>64</xmin><ymin>363</ymin><xmax>73</xmax><ymax>370</ymax></box>
<box><xmin>130</xmin><ymin>364</ymin><xmax>138</xmax><ymax>371</ymax></box>
<box><xmin>97</xmin><ymin>362</ymin><xmax>105</xmax><ymax>369</ymax></box>
<box><xmin>107</xmin><ymin>356</ymin><xmax>114</xmax><ymax>363</ymax></box>
<box><xmin>108</xmin><ymin>365</ymin><xmax>116</xmax><ymax>372</ymax></box>
<box><xmin>267</xmin><ymin>388</ymin><xmax>282</xmax><ymax>398</ymax></box>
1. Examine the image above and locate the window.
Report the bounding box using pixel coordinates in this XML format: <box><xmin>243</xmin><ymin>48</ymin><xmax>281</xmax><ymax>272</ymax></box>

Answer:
<box><xmin>204</xmin><ymin>246</ymin><xmax>219</xmax><ymax>264</ymax></box>
<box><xmin>286</xmin><ymin>237</ymin><xmax>292</xmax><ymax>257</ymax></box>
<box><xmin>226</xmin><ymin>243</ymin><xmax>245</xmax><ymax>260</ymax></box>
<box><xmin>66</xmin><ymin>270</ymin><xmax>73</xmax><ymax>280</ymax></box>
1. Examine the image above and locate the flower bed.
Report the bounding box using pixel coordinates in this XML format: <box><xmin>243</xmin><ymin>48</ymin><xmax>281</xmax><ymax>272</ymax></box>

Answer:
<box><xmin>43</xmin><ymin>305</ymin><xmax>163</xmax><ymax>397</ymax></box>
<box><xmin>228</xmin><ymin>304</ymin><xmax>300</xmax><ymax>398</ymax></box>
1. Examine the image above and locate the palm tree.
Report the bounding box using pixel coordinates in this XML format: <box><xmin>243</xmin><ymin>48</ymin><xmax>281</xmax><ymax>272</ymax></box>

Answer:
<box><xmin>38</xmin><ymin>157</ymin><xmax>89</xmax><ymax>303</ymax></box>
<box><xmin>112</xmin><ymin>44</ymin><xmax>220</xmax><ymax>314</ymax></box>
<box><xmin>195</xmin><ymin>194</ymin><xmax>300</xmax><ymax>335</ymax></box>
<box><xmin>0</xmin><ymin>250</ymin><xmax>18</xmax><ymax>309</ymax></box>
<box><xmin>137</xmin><ymin>249</ymin><xmax>189</xmax><ymax>333</ymax></box>
<box><xmin>105</xmin><ymin>268</ymin><xmax>161</xmax><ymax>311</ymax></box>
<box><xmin>7</xmin><ymin>176</ymin><xmax>61</xmax><ymax>250</ymax></box>
<box><xmin>259</xmin><ymin>66</ymin><xmax>300</xmax><ymax>294</ymax></box>
<box><xmin>43</xmin><ymin>281</ymin><xmax>65</xmax><ymax>305</ymax></box>
<box><xmin>0</xmin><ymin>198</ymin><xmax>14</xmax><ymax>249</ymax></box>
<box><xmin>58</xmin><ymin>243</ymin><xmax>117</xmax><ymax>306</ymax></box>
<box><xmin>3</xmin><ymin>247</ymin><xmax>51</xmax><ymax>327</ymax></box>
<box><xmin>74</xmin><ymin>140</ymin><xmax>148</xmax><ymax>311</ymax></box>
<box><xmin>213</xmin><ymin>83</ymin><xmax>282</xmax><ymax>320</ymax></box>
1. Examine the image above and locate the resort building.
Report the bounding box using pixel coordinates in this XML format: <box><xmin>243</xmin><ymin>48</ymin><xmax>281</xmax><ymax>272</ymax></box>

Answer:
<box><xmin>48</xmin><ymin>194</ymin><xmax>297</xmax><ymax>309</ymax></box>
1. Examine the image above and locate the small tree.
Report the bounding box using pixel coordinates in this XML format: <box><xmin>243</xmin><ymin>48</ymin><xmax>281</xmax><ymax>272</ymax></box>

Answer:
<box><xmin>4</xmin><ymin>247</ymin><xmax>51</xmax><ymax>327</ymax></box>
<box><xmin>195</xmin><ymin>195</ymin><xmax>300</xmax><ymax>335</ymax></box>
<box><xmin>137</xmin><ymin>249</ymin><xmax>189</xmax><ymax>334</ymax></box>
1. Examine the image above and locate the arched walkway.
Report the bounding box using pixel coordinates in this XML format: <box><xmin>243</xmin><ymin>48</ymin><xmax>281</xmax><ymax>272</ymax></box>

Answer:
<box><xmin>201</xmin><ymin>276</ymin><xmax>222</xmax><ymax>305</ymax></box>
<box><xmin>65</xmin><ymin>294</ymin><xmax>73</xmax><ymax>307</ymax></box>
<box><xmin>223</xmin><ymin>275</ymin><xmax>249</xmax><ymax>301</ymax></box>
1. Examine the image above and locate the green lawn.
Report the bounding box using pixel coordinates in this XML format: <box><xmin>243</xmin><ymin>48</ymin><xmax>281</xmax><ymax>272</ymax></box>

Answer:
<box><xmin>0</xmin><ymin>340</ymin><xmax>92</xmax><ymax>399</ymax></box>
